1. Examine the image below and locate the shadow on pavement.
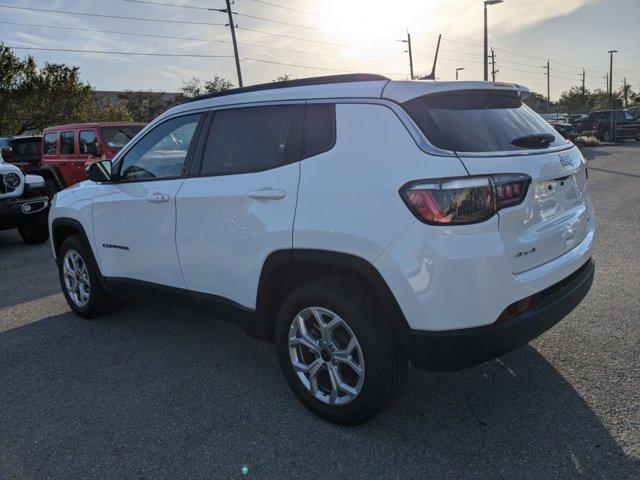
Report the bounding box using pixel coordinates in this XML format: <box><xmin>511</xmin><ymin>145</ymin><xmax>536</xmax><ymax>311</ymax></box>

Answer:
<box><xmin>1</xmin><ymin>297</ymin><xmax>638</xmax><ymax>479</ymax></box>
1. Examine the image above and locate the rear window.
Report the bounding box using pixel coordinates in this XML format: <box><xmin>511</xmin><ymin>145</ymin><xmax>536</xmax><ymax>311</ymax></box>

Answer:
<box><xmin>403</xmin><ymin>90</ymin><xmax>566</xmax><ymax>152</ymax></box>
<box><xmin>102</xmin><ymin>126</ymin><xmax>144</xmax><ymax>151</ymax></box>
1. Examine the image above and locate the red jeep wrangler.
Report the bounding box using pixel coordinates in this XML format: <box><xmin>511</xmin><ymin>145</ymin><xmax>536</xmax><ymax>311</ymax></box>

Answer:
<box><xmin>40</xmin><ymin>122</ymin><xmax>146</xmax><ymax>196</ymax></box>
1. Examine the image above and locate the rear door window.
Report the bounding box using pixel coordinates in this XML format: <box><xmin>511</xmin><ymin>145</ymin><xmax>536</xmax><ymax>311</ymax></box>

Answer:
<box><xmin>79</xmin><ymin>130</ymin><xmax>99</xmax><ymax>155</ymax></box>
<box><xmin>200</xmin><ymin>105</ymin><xmax>303</xmax><ymax>176</ymax></box>
<box><xmin>43</xmin><ymin>133</ymin><xmax>57</xmax><ymax>155</ymax></box>
<box><xmin>403</xmin><ymin>90</ymin><xmax>567</xmax><ymax>152</ymax></box>
<box><xmin>60</xmin><ymin>131</ymin><xmax>75</xmax><ymax>155</ymax></box>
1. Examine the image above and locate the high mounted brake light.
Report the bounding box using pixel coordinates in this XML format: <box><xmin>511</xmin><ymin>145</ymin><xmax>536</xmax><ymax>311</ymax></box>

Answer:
<box><xmin>400</xmin><ymin>174</ymin><xmax>531</xmax><ymax>225</ymax></box>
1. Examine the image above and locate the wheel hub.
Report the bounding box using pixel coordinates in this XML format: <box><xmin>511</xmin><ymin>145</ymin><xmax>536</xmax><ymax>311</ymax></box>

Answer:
<box><xmin>288</xmin><ymin>306</ymin><xmax>365</xmax><ymax>406</ymax></box>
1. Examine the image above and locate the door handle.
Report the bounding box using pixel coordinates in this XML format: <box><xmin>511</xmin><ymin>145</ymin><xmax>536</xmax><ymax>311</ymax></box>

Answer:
<box><xmin>145</xmin><ymin>193</ymin><xmax>170</xmax><ymax>203</ymax></box>
<box><xmin>247</xmin><ymin>189</ymin><xmax>286</xmax><ymax>200</ymax></box>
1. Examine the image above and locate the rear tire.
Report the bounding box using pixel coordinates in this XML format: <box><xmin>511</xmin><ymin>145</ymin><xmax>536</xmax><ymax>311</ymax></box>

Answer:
<box><xmin>275</xmin><ymin>276</ymin><xmax>407</xmax><ymax>425</ymax></box>
<box><xmin>57</xmin><ymin>235</ymin><xmax>114</xmax><ymax>318</ymax></box>
<box><xmin>18</xmin><ymin>214</ymin><xmax>49</xmax><ymax>244</ymax></box>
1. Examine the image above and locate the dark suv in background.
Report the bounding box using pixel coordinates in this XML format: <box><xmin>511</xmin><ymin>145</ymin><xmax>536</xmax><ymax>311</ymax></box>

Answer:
<box><xmin>573</xmin><ymin>110</ymin><xmax>640</xmax><ymax>142</ymax></box>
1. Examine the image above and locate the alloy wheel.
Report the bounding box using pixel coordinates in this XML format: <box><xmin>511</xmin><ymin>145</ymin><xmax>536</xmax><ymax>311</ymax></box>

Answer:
<box><xmin>63</xmin><ymin>249</ymin><xmax>90</xmax><ymax>307</ymax></box>
<box><xmin>288</xmin><ymin>307</ymin><xmax>365</xmax><ymax>406</ymax></box>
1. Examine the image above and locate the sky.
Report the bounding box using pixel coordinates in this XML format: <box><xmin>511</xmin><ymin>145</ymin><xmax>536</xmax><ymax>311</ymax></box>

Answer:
<box><xmin>1</xmin><ymin>0</ymin><xmax>639</xmax><ymax>100</ymax></box>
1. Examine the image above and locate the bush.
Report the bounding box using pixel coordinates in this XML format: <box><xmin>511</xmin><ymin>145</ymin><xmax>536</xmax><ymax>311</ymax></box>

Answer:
<box><xmin>573</xmin><ymin>136</ymin><xmax>601</xmax><ymax>147</ymax></box>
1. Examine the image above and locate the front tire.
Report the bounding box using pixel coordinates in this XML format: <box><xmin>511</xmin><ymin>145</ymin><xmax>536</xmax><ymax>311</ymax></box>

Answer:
<box><xmin>275</xmin><ymin>277</ymin><xmax>407</xmax><ymax>425</ymax></box>
<box><xmin>18</xmin><ymin>214</ymin><xmax>49</xmax><ymax>244</ymax></box>
<box><xmin>57</xmin><ymin>235</ymin><xmax>114</xmax><ymax>318</ymax></box>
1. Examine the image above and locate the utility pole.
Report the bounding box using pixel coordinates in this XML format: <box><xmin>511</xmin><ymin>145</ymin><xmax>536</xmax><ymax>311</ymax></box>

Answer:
<box><xmin>604</xmin><ymin>73</ymin><xmax>609</xmax><ymax>94</ymax></box>
<box><xmin>543</xmin><ymin>61</ymin><xmax>550</xmax><ymax>113</ymax></box>
<box><xmin>490</xmin><ymin>48</ymin><xmax>497</xmax><ymax>81</ymax></box>
<box><xmin>222</xmin><ymin>0</ymin><xmax>243</xmax><ymax>87</ymax></box>
<box><xmin>456</xmin><ymin>67</ymin><xmax>465</xmax><ymax>80</ymax></box>
<box><xmin>608</xmin><ymin>50</ymin><xmax>618</xmax><ymax>142</ymax></box>
<box><xmin>581</xmin><ymin>69</ymin><xmax>586</xmax><ymax>96</ymax></box>
<box><xmin>483</xmin><ymin>0</ymin><xmax>502</xmax><ymax>81</ymax></box>
<box><xmin>401</xmin><ymin>32</ymin><xmax>414</xmax><ymax>80</ymax></box>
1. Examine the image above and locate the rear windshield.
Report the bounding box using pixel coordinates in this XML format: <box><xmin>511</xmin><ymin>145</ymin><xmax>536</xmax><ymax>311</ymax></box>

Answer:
<box><xmin>102</xmin><ymin>126</ymin><xmax>144</xmax><ymax>150</ymax></box>
<box><xmin>403</xmin><ymin>90</ymin><xmax>567</xmax><ymax>152</ymax></box>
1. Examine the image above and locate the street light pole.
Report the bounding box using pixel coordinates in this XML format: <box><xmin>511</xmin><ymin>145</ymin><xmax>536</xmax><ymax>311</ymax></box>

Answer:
<box><xmin>483</xmin><ymin>0</ymin><xmax>503</xmax><ymax>81</ymax></box>
<box><xmin>608</xmin><ymin>49</ymin><xmax>618</xmax><ymax>142</ymax></box>
<box><xmin>456</xmin><ymin>67</ymin><xmax>465</xmax><ymax>80</ymax></box>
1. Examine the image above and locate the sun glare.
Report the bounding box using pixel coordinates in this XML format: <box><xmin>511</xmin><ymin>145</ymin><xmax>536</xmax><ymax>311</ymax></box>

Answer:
<box><xmin>313</xmin><ymin>0</ymin><xmax>440</xmax><ymax>43</ymax></box>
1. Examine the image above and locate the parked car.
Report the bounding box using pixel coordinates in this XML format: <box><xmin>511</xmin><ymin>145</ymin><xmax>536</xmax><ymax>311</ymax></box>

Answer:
<box><xmin>39</xmin><ymin>122</ymin><xmax>146</xmax><ymax>197</ymax></box>
<box><xmin>0</xmin><ymin>135</ymin><xmax>43</xmax><ymax>172</ymax></box>
<box><xmin>625</xmin><ymin>107</ymin><xmax>639</xmax><ymax>119</ymax></box>
<box><xmin>49</xmin><ymin>74</ymin><xmax>595</xmax><ymax>425</ymax></box>
<box><xmin>548</xmin><ymin>120</ymin><xmax>574</xmax><ymax>138</ymax></box>
<box><xmin>0</xmin><ymin>150</ymin><xmax>49</xmax><ymax>243</ymax></box>
<box><xmin>567</xmin><ymin>114</ymin><xmax>587</xmax><ymax>123</ymax></box>
<box><xmin>572</xmin><ymin>110</ymin><xmax>640</xmax><ymax>141</ymax></box>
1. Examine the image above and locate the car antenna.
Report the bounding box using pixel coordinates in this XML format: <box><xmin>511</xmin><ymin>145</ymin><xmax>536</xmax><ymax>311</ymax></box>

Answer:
<box><xmin>420</xmin><ymin>34</ymin><xmax>441</xmax><ymax>80</ymax></box>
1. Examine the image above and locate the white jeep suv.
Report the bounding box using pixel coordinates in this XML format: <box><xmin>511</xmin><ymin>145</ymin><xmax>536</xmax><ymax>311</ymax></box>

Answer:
<box><xmin>49</xmin><ymin>74</ymin><xmax>595</xmax><ymax>425</ymax></box>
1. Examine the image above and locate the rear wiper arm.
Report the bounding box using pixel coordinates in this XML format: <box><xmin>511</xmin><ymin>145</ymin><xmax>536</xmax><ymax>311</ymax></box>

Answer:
<box><xmin>511</xmin><ymin>133</ymin><xmax>555</xmax><ymax>149</ymax></box>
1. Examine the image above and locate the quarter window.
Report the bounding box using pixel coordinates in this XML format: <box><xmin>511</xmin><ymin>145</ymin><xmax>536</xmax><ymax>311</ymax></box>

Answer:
<box><xmin>60</xmin><ymin>131</ymin><xmax>75</xmax><ymax>155</ymax></box>
<box><xmin>304</xmin><ymin>104</ymin><xmax>335</xmax><ymax>157</ymax></box>
<box><xmin>43</xmin><ymin>133</ymin><xmax>57</xmax><ymax>155</ymax></box>
<box><xmin>117</xmin><ymin>113</ymin><xmax>202</xmax><ymax>181</ymax></box>
<box><xmin>200</xmin><ymin>105</ymin><xmax>303</xmax><ymax>176</ymax></box>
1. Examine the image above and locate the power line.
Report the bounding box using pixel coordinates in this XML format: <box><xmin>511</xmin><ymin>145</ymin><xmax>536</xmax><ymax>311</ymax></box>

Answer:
<box><xmin>5</xmin><ymin>45</ymin><xmax>234</xmax><ymax>58</ymax></box>
<box><xmin>237</xmin><ymin>26</ymin><xmax>403</xmax><ymax>53</ymax></box>
<box><xmin>243</xmin><ymin>57</ymin><xmax>404</xmax><ymax>75</ymax></box>
<box><xmin>251</xmin><ymin>0</ymin><xmax>325</xmax><ymax>18</ymax></box>
<box><xmin>0</xmin><ymin>4</ymin><xmax>225</xmax><ymax>25</ymax></box>
<box><xmin>0</xmin><ymin>20</ymin><xmax>223</xmax><ymax>43</ymax></box>
<box><xmin>121</xmin><ymin>0</ymin><xmax>210</xmax><ymax>10</ymax></box>
<box><xmin>4</xmin><ymin>45</ymin><xmax>406</xmax><ymax>76</ymax></box>
<box><xmin>0</xmin><ymin>20</ymin><xmax>399</xmax><ymax>65</ymax></box>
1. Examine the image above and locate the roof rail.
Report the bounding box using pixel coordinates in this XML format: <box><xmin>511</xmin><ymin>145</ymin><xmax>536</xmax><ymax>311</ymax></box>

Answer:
<box><xmin>180</xmin><ymin>73</ymin><xmax>390</xmax><ymax>104</ymax></box>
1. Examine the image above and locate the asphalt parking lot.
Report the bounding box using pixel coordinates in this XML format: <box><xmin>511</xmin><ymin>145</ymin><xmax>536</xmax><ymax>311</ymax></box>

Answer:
<box><xmin>1</xmin><ymin>143</ymin><xmax>639</xmax><ymax>480</ymax></box>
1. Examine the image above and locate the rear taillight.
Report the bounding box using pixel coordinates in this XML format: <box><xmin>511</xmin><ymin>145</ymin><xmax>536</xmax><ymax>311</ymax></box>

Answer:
<box><xmin>400</xmin><ymin>174</ymin><xmax>531</xmax><ymax>225</ymax></box>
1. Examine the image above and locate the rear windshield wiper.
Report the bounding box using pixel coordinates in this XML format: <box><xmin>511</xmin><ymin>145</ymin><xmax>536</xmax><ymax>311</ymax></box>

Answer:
<box><xmin>511</xmin><ymin>133</ymin><xmax>555</xmax><ymax>149</ymax></box>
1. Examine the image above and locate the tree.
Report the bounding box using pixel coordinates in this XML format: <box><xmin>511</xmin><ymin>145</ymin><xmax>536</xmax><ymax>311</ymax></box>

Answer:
<box><xmin>176</xmin><ymin>75</ymin><xmax>234</xmax><ymax>102</ymax></box>
<box><xmin>273</xmin><ymin>75</ymin><xmax>292</xmax><ymax>82</ymax></box>
<box><xmin>522</xmin><ymin>91</ymin><xmax>550</xmax><ymax>113</ymax></box>
<box><xmin>117</xmin><ymin>90</ymin><xmax>171</xmax><ymax>122</ymax></box>
<box><xmin>0</xmin><ymin>44</ymin><xmax>132</xmax><ymax>134</ymax></box>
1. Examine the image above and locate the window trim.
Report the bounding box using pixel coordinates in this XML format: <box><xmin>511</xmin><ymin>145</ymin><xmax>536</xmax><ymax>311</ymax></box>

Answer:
<box><xmin>111</xmin><ymin>112</ymin><xmax>206</xmax><ymax>184</ymax></box>
<box><xmin>194</xmin><ymin>103</ymin><xmax>305</xmax><ymax>178</ymax></box>
<box><xmin>59</xmin><ymin>130</ymin><xmax>75</xmax><ymax>156</ymax></box>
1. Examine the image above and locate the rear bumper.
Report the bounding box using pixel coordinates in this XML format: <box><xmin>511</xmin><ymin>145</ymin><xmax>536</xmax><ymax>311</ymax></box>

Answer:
<box><xmin>402</xmin><ymin>258</ymin><xmax>594</xmax><ymax>371</ymax></box>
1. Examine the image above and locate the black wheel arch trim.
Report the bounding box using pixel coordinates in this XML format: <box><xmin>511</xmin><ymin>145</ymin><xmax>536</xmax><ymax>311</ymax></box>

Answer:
<box><xmin>51</xmin><ymin>217</ymin><xmax>106</xmax><ymax>288</ymax></box>
<box><xmin>39</xmin><ymin>165</ymin><xmax>66</xmax><ymax>189</ymax></box>
<box><xmin>256</xmin><ymin>249</ymin><xmax>412</xmax><ymax>334</ymax></box>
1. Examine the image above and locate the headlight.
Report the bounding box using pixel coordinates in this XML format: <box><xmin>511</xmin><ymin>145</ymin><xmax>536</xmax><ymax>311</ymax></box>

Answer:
<box><xmin>3</xmin><ymin>172</ymin><xmax>21</xmax><ymax>189</ymax></box>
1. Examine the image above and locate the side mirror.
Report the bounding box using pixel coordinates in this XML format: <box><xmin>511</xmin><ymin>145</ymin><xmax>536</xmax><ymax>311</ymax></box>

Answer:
<box><xmin>87</xmin><ymin>160</ymin><xmax>114</xmax><ymax>183</ymax></box>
